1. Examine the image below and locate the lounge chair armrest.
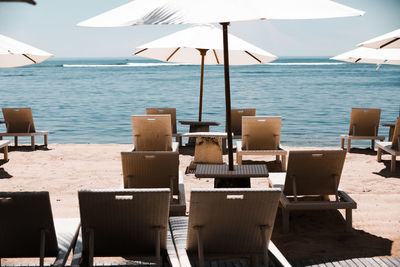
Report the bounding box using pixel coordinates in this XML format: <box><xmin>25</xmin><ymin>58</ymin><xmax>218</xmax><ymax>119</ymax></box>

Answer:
<box><xmin>167</xmin><ymin>228</ymin><xmax>181</xmax><ymax>267</ymax></box>
<box><xmin>268</xmin><ymin>241</ymin><xmax>292</xmax><ymax>267</ymax></box>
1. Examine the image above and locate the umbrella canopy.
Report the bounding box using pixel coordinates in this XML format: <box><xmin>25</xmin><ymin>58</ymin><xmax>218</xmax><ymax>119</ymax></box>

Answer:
<box><xmin>358</xmin><ymin>28</ymin><xmax>400</xmax><ymax>49</ymax></box>
<box><xmin>134</xmin><ymin>24</ymin><xmax>277</xmax><ymax>65</ymax></box>
<box><xmin>78</xmin><ymin>0</ymin><xmax>364</xmax><ymax>27</ymax></box>
<box><xmin>331</xmin><ymin>47</ymin><xmax>400</xmax><ymax>65</ymax></box>
<box><xmin>0</xmin><ymin>0</ymin><xmax>35</xmax><ymax>4</ymax></box>
<box><xmin>0</xmin><ymin>34</ymin><xmax>53</xmax><ymax>68</ymax></box>
<box><xmin>134</xmin><ymin>24</ymin><xmax>277</xmax><ymax>121</ymax></box>
<box><xmin>78</xmin><ymin>0</ymin><xmax>364</xmax><ymax>170</ymax></box>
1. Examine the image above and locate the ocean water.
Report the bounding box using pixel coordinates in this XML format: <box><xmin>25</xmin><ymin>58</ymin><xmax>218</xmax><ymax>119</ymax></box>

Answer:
<box><xmin>0</xmin><ymin>57</ymin><xmax>399</xmax><ymax>146</ymax></box>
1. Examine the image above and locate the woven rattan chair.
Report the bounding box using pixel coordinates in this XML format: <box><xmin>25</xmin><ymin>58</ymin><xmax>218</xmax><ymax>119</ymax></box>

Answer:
<box><xmin>230</xmin><ymin>108</ymin><xmax>256</xmax><ymax>139</ymax></box>
<box><xmin>268</xmin><ymin>150</ymin><xmax>357</xmax><ymax>233</ymax></box>
<box><xmin>72</xmin><ymin>189</ymin><xmax>179</xmax><ymax>267</ymax></box>
<box><xmin>131</xmin><ymin>115</ymin><xmax>179</xmax><ymax>152</ymax></box>
<box><xmin>0</xmin><ymin>108</ymin><xmax>49</xmax><ymax>150</ymax></box>
<box><xmin>146</xmin><ymin>108</ymin><xmax>182</xmax><ymax>146</ymax></box>
<box><xmin>0</xmin><ymin>191</ymin><xmax>79</xmax><ymax>267</ymax></box>
<box><xmin>169</xmin><ymin>188</ymin><xmax>291</xmax><ymax>267</ymax></box>
<box><xmin>340</xmin><ymin>108</ymin><xmax>385</xmax><ymax>151</ymax></box>
<box><xmin>121</xmin><ymin>151</ymin><xmax>186</xmax><ymax>215</ymax></box>
<box><xmin>377</xmin><ymin>117</ymin><xmax>400</xmax><ymax>172</ymax></box>
<box><xmin>236</xmin><ymin>116</ymin><xmax>287</xmax><ymax>171</ymax></box>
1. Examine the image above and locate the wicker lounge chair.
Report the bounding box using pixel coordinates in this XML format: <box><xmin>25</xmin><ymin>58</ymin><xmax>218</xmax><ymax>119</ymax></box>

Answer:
<box><xmin>131</xmin><ymin>115</ymin><xmax>179</xmax><ymax>152</ymax></box>
<box><xmin>268</xmin><ymin>150</ymin><xmax>357</xmax><ymax>233</ymax></box>
<box><xmin>121</xmin><ymin>151</ymin><xmax>186</xmax><ymax>215</ymax></box>
<box><xmin>0</xmin><ymin>108</ymin><xmax>49</xmax><ymax>150</ymax></box>
<box><xmin>340</xmin><ymin>108</ymin><xmax>385</xmax><ymax>151</ymax></box>
<box><xmin>169</xmin><ymin>188</ymin><xmax>291</xmax><ymax>267</ymax></box>
<box><xmin>236</xmin><ymin>116</ymin><xmax>287</xmax><ymax>171</ymax></box>
<box><xmin>0</xmin><ymin>191</ymin><xmax>79</xmax><ymax>267</ymax></box>
<box><xmin>0</xmin><ymin>140</ymin><xmax>10</xmax><ymax>161</ymax></box>
<box><xmin>146</xmin><ymin>108</ymin><xmax>183</xmax><ymax>146</ymax></box>
<box><xmin>230</xmin><ymin>108</ymin><xmax>256</xmax><ymax>139</ymax></box>
<box><xmin>72</xmin><ymin>189</ymin><xmax>179</xmax><ymax>267</ymax></box>
<box><xmin>377</xmin><ymin>117</ymin><xmax>400</xmax><ymax>172</ymax></box>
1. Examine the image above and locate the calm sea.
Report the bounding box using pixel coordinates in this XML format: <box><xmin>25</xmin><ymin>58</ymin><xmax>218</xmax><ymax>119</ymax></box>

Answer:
<box><xmin>0</xmin><ymin>57</ymin><xmax>399</xmax><ymax>146</ymax></box>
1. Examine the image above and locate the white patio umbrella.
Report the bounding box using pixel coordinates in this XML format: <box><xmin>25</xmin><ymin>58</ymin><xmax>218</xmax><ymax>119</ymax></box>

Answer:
<box><xmin>78</xmin><ymin>0</ymin><xmax>364</xmax><ymax>170</ymax></box>
<box><xmin>134</xmin><ymin>24</ymin><xmax>278</xmax><ymax>121</ymax></box>
<box><xmin>0</xmin><ymin>34</ymin><xmax>53</xmax><ymax>68</ymax></box>
<box><xmin>359</xmin><ymin>28</ymin><xmax>400</xmax><ymax>49</ymax></box>
<box><xmin>332</xmin><ymin>29</ymin><xmax>400</xmax><ymax>116</ymax></box>
<box><xmin>331</xmin><ymin>47</ymin><xmax>400</xmax><ymax>65</ymax></box>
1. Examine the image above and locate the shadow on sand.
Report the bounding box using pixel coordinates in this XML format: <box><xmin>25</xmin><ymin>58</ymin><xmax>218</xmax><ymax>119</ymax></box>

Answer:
<box><xmin>373</xmin><ymin>160</ymin><xmax>400</xmax><ymax>179</ymax></box>
<box><xmin>0</xmin><ymin>167</ymin><xmax>12</xmax><ymax>179</ymax></box>
<box><xmin>7</xmin><ymin>145</ymin><xmax>50</xmax><ymax>152</ymax></box>
<box><xmin>348</xmin><ymin>147</ymin><xmax>377</xmax><ymax>155</ymax></box>
<box><xmin>272</xmin><ymin>209</ymin><xmax>392</xmax><ymax>263</ymax></box>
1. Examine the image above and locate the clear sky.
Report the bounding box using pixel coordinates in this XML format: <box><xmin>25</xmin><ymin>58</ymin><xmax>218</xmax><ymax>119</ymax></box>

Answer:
<box><xmin>0</xmin><ymin>0</ymin><xmax>399</xmax><ymax>58</ymax></box>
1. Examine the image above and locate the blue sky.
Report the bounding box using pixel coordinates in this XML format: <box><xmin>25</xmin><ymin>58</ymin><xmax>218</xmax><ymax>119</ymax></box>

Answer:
<box><xmin>0</xmin><ymin>0</ymin><xmax>399</xmax><ymax>58</ymax></box>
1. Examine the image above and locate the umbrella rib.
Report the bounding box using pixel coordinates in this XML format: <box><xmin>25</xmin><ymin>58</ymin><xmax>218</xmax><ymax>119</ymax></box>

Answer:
<box><xmin>244</xmin><ymin>51</ymin><xmax>262</xmax><ymax>63</ymax></box>
<box><xmin>166</xmin><ymin>47</ymin><xmax>180</xmax><ymax>61</ymax></box>
<box><xmin>22</xmin><ymin>54</ymin><xmax>37</xmax><ymax>64</ymax></box>
<box><xmin>213</xmin><ymin>49</ymin><xmax>220</xmax><ymax>64</ymax></box>
<box><xmin>134</xmin><ymin>48</ymin><xmax>148</xmax><ymax>55</ymax></box>
<box><xmin>380</xmin><ymin>37</ymin><xmax>399</xmax><ymax>49</ymax></box>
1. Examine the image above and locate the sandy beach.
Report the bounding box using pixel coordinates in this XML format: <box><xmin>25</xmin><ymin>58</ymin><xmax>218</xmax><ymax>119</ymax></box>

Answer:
<box><xmin>0</xmin><ymin>143</ymin><xmax>399</xmax><ymax>261</ymax></box>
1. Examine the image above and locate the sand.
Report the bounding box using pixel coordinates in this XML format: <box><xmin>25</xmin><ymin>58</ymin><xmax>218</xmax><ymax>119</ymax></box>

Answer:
<box><xmin>0</xmin><ymin>143</ymin><xmax>399</xmax><ymax>261</ymax></box>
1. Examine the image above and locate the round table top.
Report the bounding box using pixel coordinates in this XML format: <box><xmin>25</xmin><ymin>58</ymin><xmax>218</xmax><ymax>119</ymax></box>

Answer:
<box><xmin>179</xmin><ymin>120</ymin><xmax>220</xmax><ymax>126</ymax></box>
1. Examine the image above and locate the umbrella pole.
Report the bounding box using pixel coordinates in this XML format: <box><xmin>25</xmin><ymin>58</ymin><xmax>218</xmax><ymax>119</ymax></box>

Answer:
<box><xmin>198</xmin><ymin>49</ymin><xmax>208</xmax><ymax>122</ymax></box>
<box><xmin>221</xmin><ymin>22</ymin><xmax>234</xmax><ymax>170</ymax></box>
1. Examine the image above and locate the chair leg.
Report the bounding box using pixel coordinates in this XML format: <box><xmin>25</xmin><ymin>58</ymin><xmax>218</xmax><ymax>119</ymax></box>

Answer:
<box><xmin>44</xmin><ymin>134</ymin><xmax>48</xmax><ymax>148</ymax></box>
<box><xmin>340</xmin><ymin>137</ymin><xmax>344</xmax><ymax>149</ymax></box>
<box><xmin>3</xmin><ymin>145</ymin><xmax>8</xmax><ymax>162</ymax></box>
<box><xmin>391</xmin><ymin>155</ymin><xmax>396</xmax><ymax>172</ymax></box>
<box><xmin>31</xmin><ymin>136</ymin><xmax>35</xmax><ymax>150</ymax></box>
<box><xmin>345</xmin><ymin>208</ymin><xmax>352</xmax><ymax>231</ymax></box>
<box><xmin>347</xmin><ymin>139</ymin><xmax>351</xmax><ymax>152</ymax></box>
<box><xmin>237</xmin><ymin>153</ymin><xmax>242</xmax><ymax>165</ymax></box>
<box><xmin>275</xmin><ymin>155</ymin><xmax>280</xmax><ymax>163</ymax></box>
<box><xmin>14</xmin><ymin>136</ymin><xmax>18</xmax><ymax>147</ymax></box>
<box><xmin>40</xmin><ymin>229</ymin><xmax>46</xmax><ymax>267</ymax></box>
<box><xmin>155</xmin><ymin>227</ymin><xmax>162</xmax><ymax>267</ymax></box>
<box><xmin>371</xmin><ymin>139</ymin><xmax>375</xmax><ymax>150</ymax></box>
<box><xmin>281</xmin><ymin>155</ymin><xmax>287</xmax><ymax>172</ymax></box>
<box><xmin>88</xmin><ymin>229</ymin><xmax>94</xmax><ymax>267</ymax></box>
<box><xmin>194</xmin><ymin>226</ymin><xmax>204</xmax><ymax>267</ymax></box>
<box><xmin>377</xmin><ymin>147</ymin><xmax>382</xmax><ymax>162</ymax></box>
<box><xmin>282</xmin><ymin>209</ymin><xmax>290</xmax><ymax>234</ymax></box>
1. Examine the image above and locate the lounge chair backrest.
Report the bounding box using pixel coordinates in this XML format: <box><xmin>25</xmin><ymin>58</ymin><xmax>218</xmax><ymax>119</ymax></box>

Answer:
<box><xmin>78</xmin><ymin>189</ymin><xmax>170</xmax><ymax>257</ymax></box>
<box><xmin>391</xmin><ymin>117</ymin><xmax>400</xmax><ymax>150</ymax></box>
<box><xmin>2</xmin><ymin>107</ymin><xmax>36</xmax><ymax>133</ymax></box>
<box><xmin>284</xmin><ymin>150</ymin><xmax>346</xmax><ymax>196</ymax></box>
<box><xmin>348</xmin><ymin>108</ymin><xmax>381</xmax><ymax>136</ymax></box>
<box><xmin>121</xmin><ymin>151</ymin><xmax>179</xmax><ymax>195</ymax></box>
<box><xmin>0</xmin><ymin>191</ymin><xmax>58</xmax><ymax>257</ymax></box>
<box><xmin>131</xmin><ymin>115</ymin><xmax>173</xmax><ymax>151</ymax></box>
<box><xmin>241</xmin><ymin>116</ymin><xmax>281</xmax><ymax>150</ymax></box>
<box><xmin>186</xmin><ymin>189</ymin><xmax>281</xmax><ymax>255</ymax></box>
<box><xmin>146</xmin><ymin>108</ymin><xmax>177</xmax><ymax>134</ymax></box>
<box><xmin>230</xmin><ymin>108</ymin><xmax>256</xmax><ymax>136</ymax></box>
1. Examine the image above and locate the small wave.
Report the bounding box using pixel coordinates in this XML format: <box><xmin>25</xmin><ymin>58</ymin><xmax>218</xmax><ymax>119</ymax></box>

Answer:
<box><xmin>266</xmin><ymin>62</ymin><xmax>345</xmax><ymax>66</ymax></box>
<box><xmin>63</xmin><ymin>62</ymin><xmax>189</xmax><ymax>68</ymax></box>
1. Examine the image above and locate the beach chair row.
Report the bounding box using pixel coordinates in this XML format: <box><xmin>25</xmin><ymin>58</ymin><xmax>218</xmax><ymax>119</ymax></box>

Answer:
<box><xmin>0</xmin><ymin>107</ymin><xmax>398</xmax><ymax>171</ymax></box>
<box><xmin>0</xmin><ymin>189</ymin><xmax>290</xmax><ymax>267</ymax></box>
